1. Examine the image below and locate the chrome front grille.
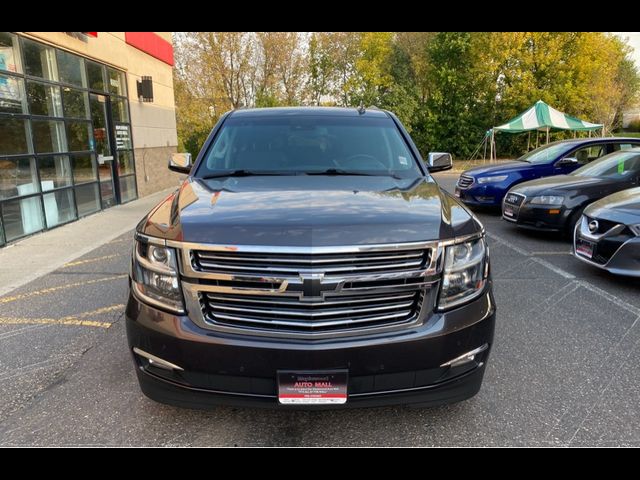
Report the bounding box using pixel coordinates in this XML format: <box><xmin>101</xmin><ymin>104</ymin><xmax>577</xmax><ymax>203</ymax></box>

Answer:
<box><xmin>192</xmin><ymin>249</ymin><xmax>428</xmax><ymax>276</ymax></box>
<box><xmin>179</xmin><ymin>242</ymin><xmax>442</xmax><ymax>339</ymax></box>
<box><xmin>201</xmin><ymin>291</ymin><xmax>425</xmax><ymax>333</ymax></box>
<box><xmin>457</xmin><ymin>175</ymin><xmax>474</xmax><ymax>189</ymax></box>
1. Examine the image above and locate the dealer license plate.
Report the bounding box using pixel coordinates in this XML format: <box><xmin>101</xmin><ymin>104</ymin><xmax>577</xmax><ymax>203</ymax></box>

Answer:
<box><xmin>503</xmin><ymin>206</ymin><xmax>515</xmax><ymax>218</ymax></box>
<box><xmin>575</xmin><ymin>238</ymin><xmax>595</xmax><ymax>259</ymax></box>
<box><xmin>455</xmin><ymin>188</ymin><xmax>461</xmax><ymax>198</ymax></box>
<box><xmin>278</xmin><ymin>371</ymin><xmax>348</xmax><ymax>405</ymax></box>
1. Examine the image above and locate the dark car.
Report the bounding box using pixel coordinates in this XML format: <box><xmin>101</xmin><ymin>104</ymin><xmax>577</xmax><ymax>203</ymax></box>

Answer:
<box><xmin>125</xmin><ymin>107</ymin><xmax>496</xmax><ymax>409</ymax></box>
<box><xmin>574</xmin><ymin>187</ymin><xmax>640</xmax><ymax>276</ymax></box>
<box><xmin>502</xmin><ymin>148</ymin><xmax>640</xmax><ymax>234</ymax></box>
<box><xmin>456</xmin><ymin>138</ymin><xmax>640</xmax><ymax>208</ymax></box>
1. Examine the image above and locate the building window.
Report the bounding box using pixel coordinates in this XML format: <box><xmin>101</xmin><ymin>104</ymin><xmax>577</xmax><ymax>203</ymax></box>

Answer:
<box><xmin>22</xmin><ymin>38</ymin><xmax>57</xmax><ymax>81</ymax></box>
<box><xmin>0</xmin><ymin>117</ymin><xmax>32</xmax><ymax>155</ymax></box>
<box><xmin>0</xmin><ymin>74</ymin><xmax>26</xmax><ymax>114</ymax></box>
<box><xmin>26</xmin><ymin>80</ymin><xmax>63</xmax><ymax>117</ymax></box>
<box><xmin>32</xmin><ymin>119</ymin><xmax>67</xmax><ymax>153</ymax></box>
<box><xmin>56</xmin><ymin>50</ymin><xmax>86</xmax><ymax>87</ymax></box>
<box><xmin>86</xmin><ymin>61</ymin><xmax>105</xmax><ymax>92</ymax></box>
<box><xmin>0</xmin><ymin>32</ymin><xmax>22</xmax><ymax>74</ymax></box>
<box><xmin>0</xmin><ymin>33</ymin><xmax>137</xmax><ymax>246</ymax></box>
<box><xmin>61</xmin><ymin>87</ymin><xmax>89</xmax><ymax>119</ymax></box>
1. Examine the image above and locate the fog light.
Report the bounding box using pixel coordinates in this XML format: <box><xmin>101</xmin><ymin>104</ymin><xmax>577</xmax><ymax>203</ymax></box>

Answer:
<box><xmin>440</xmin><ymin>344</ymin><xmax>488</xmax><ymax>368</ymax></box>
<box><xmin>548</xmin><ymin>209</ymin><xmax>560</xmax><ymax>214</ymax></box>
<box><xmin>133</xmin><ymin>347</ymin><xmax>184</xmax><ymax>371</ymax></box>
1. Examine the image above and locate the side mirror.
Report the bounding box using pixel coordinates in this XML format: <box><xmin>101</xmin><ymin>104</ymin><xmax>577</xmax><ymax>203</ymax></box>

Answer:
<box><xmin>426</xmin><ymin>152</ymin><xmax>453</xmax><ymax>172</ymax></box>
<box><xmin>169</xmin><ymin>153</ymin><xmax>193</xmax><ymax>174</ymax></box>
<box><xmin>556</xmin><ymin>157</ymin><xmax>579</xmax><ymax>167</ymax></box>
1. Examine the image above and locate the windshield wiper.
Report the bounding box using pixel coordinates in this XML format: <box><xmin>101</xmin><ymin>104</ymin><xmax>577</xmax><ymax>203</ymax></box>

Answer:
<box><xmin>305</xmin><ymin>168</ymin><xmax>402</xmax><ymax>179</ymax></box>
<box><xmin>199</xmin><ymin>169</ymin><xmax>291</xmax><ymax>179</ymax></box>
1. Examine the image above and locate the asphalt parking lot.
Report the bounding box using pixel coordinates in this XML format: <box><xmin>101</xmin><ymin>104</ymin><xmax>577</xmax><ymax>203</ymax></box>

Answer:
<box><xmin>0</xmin><ymin>172</ymin><xmax>639</xmax><ymax>446</ymax></box>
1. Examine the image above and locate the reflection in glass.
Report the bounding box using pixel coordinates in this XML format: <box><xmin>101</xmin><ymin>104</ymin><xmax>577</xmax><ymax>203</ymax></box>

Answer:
<box><xmin>43</xmin><ymin>188</ymin><xmax>76</xmax><ymax>227</ymax></box>
<box><xmin>71</xmin><ymin>153</ymin><xmax>97</xmax><ymax>184</ymax></box>
<box><xmin>38</xmin><ymin>155</ymin><xmax>72</xmax><ymax>190</ymax></box>
<box><xmin>1</xmin><ymin>196</ymin><xmax>44</xmax><ymax>241</ymax></box>
<box><xmin>86</xmin><ymin>61</ymin><xmax>105</xmax><ymax>91</ymax></box>
<box><xmin>56</xmin><ymin>50</ymin><xmax>86</xmax><ymax>87</ymax></box>
<box><xmin>66</xmin><ymin>121</ymin><xmax>92</xmax><ymax>152</ymax></box>
<box><xmin>22</xmin><ymin>38</ymin><xmax>57</xmax><ymax>80</ymax></box>
<box><xmin>0</xmin><ymin>117</ymin><xmax>30</xmax><ymax>155</ymax></box>
<box><xmin>98</xmin><ymin>160</ymin><xmax>116</xmax><ymax>208</ymax></box>
<box><xmin>117</xmin><ymin>150</ymin><xmax>135</xmax><ymax>176</ymax></box>
<box><xmin>61</xmin><ymin>87</ymin><xmax>89</xmax><ymax>118</ymax></box>
<box><xmin>75</xmin><ymin>183</ymin><xmax>101</xmax><ymax>217</ymax></box>
<box><xmin>108</xmin><ymin>68</ymin><xmax>126</xmax><ymax>95</ymax></box>
<box><xmin>111</xmin><ymin>97</ymin><xmax>129</xmax><ymax>123</ymax></box>
<box><xmin>0</xmin><ymin>157</ymin><xmax>38</xmax><ymax>200</ymax></box>
<box><xmin>0</xmin><ymin>32</ymin><xmax>22</xmax><ymax>73</ymax></box>
<box><xmin>89</xmin><ymin>94</ymin><xmax>111</xmax><ymax>157</ymax></box>
<box><xmin>119</xmin><ymin>175</ymin><xmax>137</xmax><ymax>203</ymax></box>
<box><xmin>0</xmin><ymin>74</ymin><xmax>26</xmax><ymax>113</ymax></box>
<box><xmin>27</xmin><ymin>81</ymin><xmax>62</xmax><ymax>117</ymax></box>
<box><xmin>32</xmin><ymin>119</ymin><xmax>67</xmax><ymax>153</ymax></box>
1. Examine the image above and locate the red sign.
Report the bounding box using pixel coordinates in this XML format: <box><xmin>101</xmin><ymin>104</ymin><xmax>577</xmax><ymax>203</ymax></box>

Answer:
<box><xmin>125</xmin><ymin>32</ymin><xmax>173</xmax><ymax>66</ymax></box>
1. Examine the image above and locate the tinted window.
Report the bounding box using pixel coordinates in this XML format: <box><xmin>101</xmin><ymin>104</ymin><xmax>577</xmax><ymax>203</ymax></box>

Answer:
<box><xmin>519</xmin><ymin>142</ymin><xmax>573</xmax><ymax>164</ymax></box>
<box><xmin>573</xmin><ymin>150</ymin><xmax>640</xmax><ymax>179</ymax></box>
<box><xmin>198</xmin><ymin>116</ymin><xmax>421</xmax><ymax>178</ymax></box>
<box><xmin>568</xmin><ymin>144</ymin><xmax>606</xmax><ymax>165</ymax></box>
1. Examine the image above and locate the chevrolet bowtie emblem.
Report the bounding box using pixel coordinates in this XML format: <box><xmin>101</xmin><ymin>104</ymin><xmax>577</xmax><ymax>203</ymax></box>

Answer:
<box><xmin>290</xmin><ymin>273</ymin><xmax>338</xmax><ymax>298</ymax></box>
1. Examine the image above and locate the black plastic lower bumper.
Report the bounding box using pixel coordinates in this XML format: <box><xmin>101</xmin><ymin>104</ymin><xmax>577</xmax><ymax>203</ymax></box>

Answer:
<box><xmin>126</xmin><ymin>288</ymin><xmax>496</xmax><ymax>409</ymax></box>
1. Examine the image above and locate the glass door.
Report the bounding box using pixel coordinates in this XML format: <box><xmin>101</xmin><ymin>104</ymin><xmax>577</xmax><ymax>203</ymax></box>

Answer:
<box><xmin>89</xmin><ymin>93</ymin><xmax>118</xmax><ymax>208</ymax></box>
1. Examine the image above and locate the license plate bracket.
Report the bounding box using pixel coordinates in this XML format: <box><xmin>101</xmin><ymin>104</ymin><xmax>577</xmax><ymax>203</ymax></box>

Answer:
<box><xmin>278</xmin><ymin>370</ymin><xmax>348</xmax><ymax>405</ymax></box>
<box><xmin>576</xmin><ymin>238</ymin><xmax>595</xmax><ymax>259</ymax></box>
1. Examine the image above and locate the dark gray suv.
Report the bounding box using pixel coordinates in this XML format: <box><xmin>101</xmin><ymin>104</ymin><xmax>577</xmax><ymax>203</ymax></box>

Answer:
<box><xmin>126</xmin><ymin>107</ymin><xmax>496</xmax><ymax>408</ymax></box>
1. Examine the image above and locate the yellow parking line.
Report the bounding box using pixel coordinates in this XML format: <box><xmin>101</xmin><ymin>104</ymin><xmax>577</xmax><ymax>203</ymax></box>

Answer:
<box><xmin>0</xmin><ymin>317</ymin><xmax>111</xmax><ymax>328</ymax></box>
<box><xmin>0</xmin><ymin>275</ymin><xmax>127</xmax><ymax>305</ymax></box>
<box><xmin>0</xmin><ymin>303</ymin><xmax>125</xmax><ymax>329</ymax></box>
<box><xmin>62</xmin><ymin>254</ymin><xmax>121</xmax><ymax>268</ymax></box>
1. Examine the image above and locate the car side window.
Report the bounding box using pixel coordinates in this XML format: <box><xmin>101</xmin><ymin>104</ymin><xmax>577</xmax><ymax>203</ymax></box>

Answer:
<box><xmin>611</xmin><ymin>143</ymin><xmax>638</xmax><ymax>152</ymax></box>
<box><xmin>568</xmin><ymin>145</ymin><xmax>605</xmax><ymax>165</ymax></box>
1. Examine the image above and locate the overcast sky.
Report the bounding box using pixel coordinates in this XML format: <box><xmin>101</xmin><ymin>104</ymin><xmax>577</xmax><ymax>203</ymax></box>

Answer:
<box><xmin>612</xmin><ymin>32</ymin><xmax>640</xmax><ymax>67</ymax></box>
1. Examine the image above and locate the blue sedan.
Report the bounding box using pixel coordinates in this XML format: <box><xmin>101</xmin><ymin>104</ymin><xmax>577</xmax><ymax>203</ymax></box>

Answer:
<box><xmin>455</xmin><ymin>137</ymin><xmax>640</xmax><ymax>208</ymax></box>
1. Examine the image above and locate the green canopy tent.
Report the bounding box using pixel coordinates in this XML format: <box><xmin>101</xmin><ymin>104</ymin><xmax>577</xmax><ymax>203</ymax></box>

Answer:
<box><xmin>485</xmin><ymin>100</ymin><xmax>604</xmax><ymax>160</ymax></box>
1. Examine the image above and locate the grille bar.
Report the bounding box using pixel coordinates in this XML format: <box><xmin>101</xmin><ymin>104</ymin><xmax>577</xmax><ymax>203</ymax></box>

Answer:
<box><xmin>457</xmin><ymin>175</ymin><xmax>474</xmax><ymax>189</ymax></box>
<box><xmin>205</xmin><ymin>292</ymin><xmax>415</xmax><ymax>307</ymax></box>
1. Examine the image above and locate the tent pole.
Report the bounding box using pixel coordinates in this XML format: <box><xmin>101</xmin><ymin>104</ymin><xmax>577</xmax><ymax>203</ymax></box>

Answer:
<box><xmin>527</xmin><ymin>132</ymin><xmax>530</xmax><ymax>151</ymax></box>
<box><xmin>546</xmin><ymin>127</ymin><xmax>549</xmax><ymax>145</ymax></box>
<box><xmin>489</xmin><ymin>130</ymin><xmax>494</xmax><ymax>162</ymax></box>
<box><xmin>536</xmin><ymin>131</ymin><xmax>539</xmax><ymax>148</ymax></box>
<box><xmin>483</xmin><ymin>135</ymin><xmax>488</xmax><ymax>161</ymax></box>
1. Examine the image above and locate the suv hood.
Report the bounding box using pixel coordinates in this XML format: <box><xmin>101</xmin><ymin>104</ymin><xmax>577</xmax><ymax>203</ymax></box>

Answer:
<box><xmin>463</xmin><ymin>160</ymin><xmax>531</xmax><ymax>177</ymax></box>
<box><xmin>138</xmin><ymin>176</ymin><xmax>480</xmax><ymax>246</ymax></box>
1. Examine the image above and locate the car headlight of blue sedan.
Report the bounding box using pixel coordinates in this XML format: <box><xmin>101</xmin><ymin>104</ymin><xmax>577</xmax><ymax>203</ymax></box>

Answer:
<box><xmin>477</xmin><ymin>175</ymin><xmax>508</xmax><ymax>184</ymax></box>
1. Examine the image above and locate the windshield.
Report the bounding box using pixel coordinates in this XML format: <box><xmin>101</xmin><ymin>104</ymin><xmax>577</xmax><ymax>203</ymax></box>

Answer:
<box><xmin>196</xmin><ymin>115</ymin><xmax>423</xmax><ymax>178</ymax></box>
<box><xmin>572</xmin><ymin>149</ymin><xmax>640</xmax><ymax>179</ymax></box>
<box><xmin>518</xmin><ymin>142</ymin><xmax>573</xmax><ymax>164</ymax></box>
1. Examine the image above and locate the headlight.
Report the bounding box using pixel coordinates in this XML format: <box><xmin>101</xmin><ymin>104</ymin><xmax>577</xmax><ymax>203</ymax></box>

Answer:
<box><xmin>131</xmin><ymin>237</ymin><xmax>184</xmax><ymax>313</ymax></box>
<box><xmin>478</xmin><ymin>175</ymin><xmax>508</xmax><ymax>184</ymax></box>
<box><xmin>630</xmin><ymin>224</ymin><xmax>640</xmax><ymax>236</ymax></box>
<box><xmin>529</xmin><ymin>195</ymin><xmax>564</xmax><ymax>205</ymax></box>
<box><xmin>438</xmin><ymin>237</ymin><xmax>488</xmax><ymax>310</ymax></box>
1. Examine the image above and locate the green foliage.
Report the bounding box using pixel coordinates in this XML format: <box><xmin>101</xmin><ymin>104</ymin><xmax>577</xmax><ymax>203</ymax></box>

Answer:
<box><xmin>626</xmin><ymin>119</ymin><xmax>640</xmax><ymax>132</ymax></box>
<box><xmin>174</xmin><ymin>32</ymin><xmax>640</xmax><ymax>160</ymax></box>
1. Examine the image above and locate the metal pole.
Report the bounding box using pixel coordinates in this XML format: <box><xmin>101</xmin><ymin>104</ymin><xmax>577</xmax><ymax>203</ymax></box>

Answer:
<box><xmin>536</xmin><ymin>131</ymin><xmax>539</xmax><ymax>148</ymax></box>
<box><xmin>546</xmin><ymin>127</ymin><xmax>549</xmax><ymax>144</ymax></box>
<box><xmin>489</xmin><ymin>130</ymin><xmax>494</xmax><ymax>162</ymax></box>
<box><xmin>527</xmin><ymin>131</ymin><xmax>530</xmax><ymax>151</ymax></box>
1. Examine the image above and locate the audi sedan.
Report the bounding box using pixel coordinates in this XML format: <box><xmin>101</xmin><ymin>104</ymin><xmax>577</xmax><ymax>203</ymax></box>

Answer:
<box><xmin>501</xmin><ymin>148</ymin><xmax>640</xmax><ymax>234</ymax></box>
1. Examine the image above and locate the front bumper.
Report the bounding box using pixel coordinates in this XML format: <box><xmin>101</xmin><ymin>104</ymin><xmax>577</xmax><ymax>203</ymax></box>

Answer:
<box><xmin>574</xmin><ymin>223</ymin><xmax>640</xmax><ymax>277</ymax></box>
<box><xmin>502</xmin><ymin>202</ymin><xmax>571</xmax><ymax>232</ymax></box>
<box><xmin>456</xmin><ymin>184</ymin><xmax>506</xmax><ymax>207</ymax></box>
<box><xmin>126</xmin><ymin>287</ymin><xmax>496</xmax><ymax>409</ymax></box>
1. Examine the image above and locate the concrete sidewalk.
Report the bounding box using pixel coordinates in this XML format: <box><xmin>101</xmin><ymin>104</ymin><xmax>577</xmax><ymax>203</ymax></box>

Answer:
<box><xmin>0</xmin><ymin>188</ymin><xmax>175</xmax><ymax>297</ymax></box>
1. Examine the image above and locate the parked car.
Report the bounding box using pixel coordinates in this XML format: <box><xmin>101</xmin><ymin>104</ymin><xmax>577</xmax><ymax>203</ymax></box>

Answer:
<box><xmin>574</xmin><ymin>186</ymin><xmax>640</xmax><ymax>277</ymax></box>
<box><xmin>126</xmin><ymin>107</ymin><xmax>496</xmax><ymax>409</ymax></box>
<box><xmin>456</xmin><ymin>138</ymin><xmax>640</xmax><ymax>208</ymax></box>
<box><xmin>501</xmin><ymin>148</ymin><xmax>640</xmax><ymax>234</ymax></box>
